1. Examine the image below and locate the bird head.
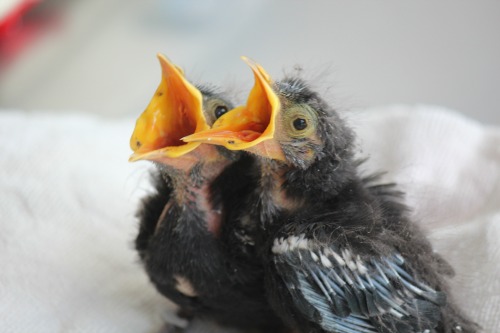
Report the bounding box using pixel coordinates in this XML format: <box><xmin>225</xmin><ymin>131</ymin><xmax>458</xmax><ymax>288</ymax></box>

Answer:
<box><xmin>183</xmin><ymin>57</ymin><xmax>353</xmax><ymax>171</ymax></box>
<box><xmin>129</xmin><ymin>54</ymin><xmax>233</xmax><ymax>170</ymax></box>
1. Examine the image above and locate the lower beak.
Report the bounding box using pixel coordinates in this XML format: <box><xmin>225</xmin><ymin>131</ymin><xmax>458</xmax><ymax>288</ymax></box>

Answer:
<box><xmin>182</xmin><ymin>57</ymin><xmax>285</xmax><ymax>161</ymax></box>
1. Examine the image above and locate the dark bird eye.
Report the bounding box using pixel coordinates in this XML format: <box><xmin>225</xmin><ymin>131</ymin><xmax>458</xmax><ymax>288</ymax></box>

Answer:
<box><xmin>293</xmin><ymin>118</ymin><xmax>308</xmax><ymax>131</ymax></box>
<box><xmin>214</xmin><ymin>105</ymin><xmax>228</xmax><ymax>119</ymax></box>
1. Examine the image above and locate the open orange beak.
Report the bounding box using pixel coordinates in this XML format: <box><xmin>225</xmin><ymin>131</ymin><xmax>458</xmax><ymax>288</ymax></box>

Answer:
<box><xmin>129</xmin><ymin>54</ymin><xmax>208</xmax><ymax>163</ymax></box>
<box><xmin>182</xmin><ymin>57</ymin><xmax>285</xmax><ymax>161</ymax></box>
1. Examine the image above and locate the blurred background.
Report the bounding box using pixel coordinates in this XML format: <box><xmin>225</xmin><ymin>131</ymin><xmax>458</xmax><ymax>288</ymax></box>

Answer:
<box><xmin>1</xmin><ymin>0</ymin><xmax>499</xmax><ymax>123</ymax></box>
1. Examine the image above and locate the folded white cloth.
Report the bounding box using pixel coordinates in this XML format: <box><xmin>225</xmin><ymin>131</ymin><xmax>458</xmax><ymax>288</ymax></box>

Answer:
<box><xmin>1</xmin><ymin>105</ymin><xmax>498</xmax><ymax>332</ymax></box>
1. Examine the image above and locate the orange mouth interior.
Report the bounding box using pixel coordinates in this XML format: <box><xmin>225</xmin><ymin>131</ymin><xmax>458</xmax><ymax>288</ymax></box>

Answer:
<box><xmin>182</xmin><ymin>57</ymin><xmax>280</xmax><ymax>155</ymax></box>
<box><xmin>129</xmin><ymin>54</ymin><xmax>207</xmax><ymax>161</ymax></box>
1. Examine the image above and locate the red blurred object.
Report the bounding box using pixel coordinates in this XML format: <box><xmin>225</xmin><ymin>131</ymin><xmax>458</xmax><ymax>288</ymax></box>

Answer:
<box><xmin>0</xmin><ymin>0</ymin><xmax>42</xmax><ymax>38</ymax></box>
<box><xmin>0</xmin><ymin>0</ymin><xmax>60</xmax><ymax>68</ymax></box>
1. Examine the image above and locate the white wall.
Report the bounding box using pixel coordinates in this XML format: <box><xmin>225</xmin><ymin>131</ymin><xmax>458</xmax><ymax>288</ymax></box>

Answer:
<box><xmin>0</xmin><ymin>0</ymin><xmax>498</xmax><ymax>123</ymax></box>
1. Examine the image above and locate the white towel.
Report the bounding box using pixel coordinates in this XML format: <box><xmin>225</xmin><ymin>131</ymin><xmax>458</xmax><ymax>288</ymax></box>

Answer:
<box><xmin>1</xmin><ymin>105</ymin><xmax>498</xmax><ymax>332</ymax></box>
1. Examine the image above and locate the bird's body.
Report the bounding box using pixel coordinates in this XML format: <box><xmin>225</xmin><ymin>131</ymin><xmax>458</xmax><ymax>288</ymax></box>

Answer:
<box><xmin>183</xmin><ymin>60</ymin><xmax>479</xmax><ymax>333</ymax></box>
<box><xmin>137</xmin><ymin>153</ymin><xmax>280</xmax><ymax>330</ymax></box>
<box><xmin>131</xmin><ymin>55</ymin><xmax>285</xmax><ymax>332</ymax></box>
<box><xmin>257</xmin><ymin>164</ymin><xmax>469</xmax><ymax>333</ymax></box>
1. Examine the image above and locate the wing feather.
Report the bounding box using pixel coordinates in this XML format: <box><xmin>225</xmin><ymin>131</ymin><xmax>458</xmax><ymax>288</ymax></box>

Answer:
<box><xmin>271</xmin><ymin>235</ymin><xmax>446</xmax><ymax>332</ymax></box>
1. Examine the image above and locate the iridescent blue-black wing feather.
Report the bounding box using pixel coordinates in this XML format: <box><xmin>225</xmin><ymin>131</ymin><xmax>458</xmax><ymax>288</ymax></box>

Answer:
<box><xmin>271</xmin><ymin>235</ymin><xmax>446</xmax><ymax>333</ymax></box>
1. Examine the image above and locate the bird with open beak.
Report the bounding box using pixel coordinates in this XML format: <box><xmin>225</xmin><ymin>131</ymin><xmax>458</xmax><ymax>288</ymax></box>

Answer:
<box><xmin>130</xmin><ymin>54</ymin><xmax>285</xmax><ymax>333</ymax></box>
<box><xmin>183</xmin><ymin>59</ymin><xmax>479</xmax><ymax>333</ymax></box>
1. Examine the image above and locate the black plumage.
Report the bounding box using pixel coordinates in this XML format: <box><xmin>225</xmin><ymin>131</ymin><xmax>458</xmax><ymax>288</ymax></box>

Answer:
<box><xmin>183</xmin><ymin>58</ymin><xmax>479</xmax><ymax>333</ymax></box>
<box><xmin>131</xmin><ymin>55</ymin><xmax>285</xmax><ymax>333</ymax></box>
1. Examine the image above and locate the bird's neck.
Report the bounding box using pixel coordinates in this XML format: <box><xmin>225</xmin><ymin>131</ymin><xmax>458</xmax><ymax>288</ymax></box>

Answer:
<box><xmin>254</xmin><ymin>160</ymin><xmax>305</xmax><ymax>226</ymax></box>
<box><xmin>159</xmin><ymin>158</ymin><xmax>232</xmax><ymax>235</ymax></box>
<box><xmin>286</xmin><ymin>147</ymin><xmax>358</xmax><ymax>199</ymax></box>
<box><xmin>255</xmin><ymin>152</ymin><xmax>358</xmax><ymax>226</ymax></box>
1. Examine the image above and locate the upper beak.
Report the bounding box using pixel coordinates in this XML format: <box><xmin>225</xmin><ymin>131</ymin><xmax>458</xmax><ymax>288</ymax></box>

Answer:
<box><xmin>129</xmin><ymin>53</ymin><xmax>208</xmax><ymax>162</ymax></box>
<box><xmin>182</xmin><ymin>57</ymin><xmax>285</xmax><ymax>161</ymax></box>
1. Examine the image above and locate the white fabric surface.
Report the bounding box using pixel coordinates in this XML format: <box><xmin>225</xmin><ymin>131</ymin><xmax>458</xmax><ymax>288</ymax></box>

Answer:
<box><xmin>0</xmin><ymin>106</ymin><xmax>498</xmax><ymax>332</ymax></box>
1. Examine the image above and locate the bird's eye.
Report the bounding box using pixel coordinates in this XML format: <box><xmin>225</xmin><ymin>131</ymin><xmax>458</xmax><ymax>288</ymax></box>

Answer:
<box><xmin>285</xmin><ymin>104</ymin><xmax>317</xmax><ymax>139</ymax></box>
<box><xmin>214</xmin><ymin>105</ymin><xmax>228</xmax><ymax>119</ymax></box>
<box><xmin>293</xmin><ymin>118</ymin><xmax>308</xmax><ymax>131</ymax></box>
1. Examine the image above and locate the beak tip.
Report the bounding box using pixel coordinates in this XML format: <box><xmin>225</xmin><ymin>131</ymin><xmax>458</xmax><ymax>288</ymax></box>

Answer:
<box><xmin>181</xmin><ymin>132</ymin><xmax>209</xmax><ymax>143</ymax></box>
<box><xmin>157</xmin><ymin>52</ymin><xmax>168</xmax><ymax>61</ymax></box>
<box><xmin>241</xmin><ymin>56</ymin><xmax>256</xmax><ymax>67</ymax></box>
<box><xmin>180</xmin><ymin>135</ymin><xmax>192</xmax><ymax>143</ymax></box>
<box><xmin>129</xmin><ymin>151</ymin><xmax>148</xmax><ymax>162</ymax></box>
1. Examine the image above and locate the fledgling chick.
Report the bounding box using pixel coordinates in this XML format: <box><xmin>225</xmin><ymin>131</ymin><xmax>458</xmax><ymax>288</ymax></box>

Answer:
<box><xmin>183</xmin><ymin>58</ymin><xmax>479</xmax><ymax>333</ymax></box>
<box><xmin>130</xmin><ymin>54</ymin><xmax>285</xmax><ymax>333</ymax></box>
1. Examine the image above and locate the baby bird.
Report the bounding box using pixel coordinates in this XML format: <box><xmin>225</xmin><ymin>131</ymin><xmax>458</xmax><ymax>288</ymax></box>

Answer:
<box><xmin>183</xmin><ymin>58</ymin><xmax>479</xmax><ymax>333</ymax></box>
<box><xmin>131</xmin><ymin>54</ymin><xmax>284</xmax><ymax>333</ymax></box>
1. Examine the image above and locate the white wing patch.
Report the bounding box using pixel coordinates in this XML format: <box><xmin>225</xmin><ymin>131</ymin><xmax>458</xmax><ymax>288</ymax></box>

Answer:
<box><xmin>272</xmin><ymin>236</ymin><xmax>367</xmax><ymax>274</ymax></box>
<box><xmin>272</xmin><ymin>233</ymin><xmax>310</xmax><ymax>254</ymax></box>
